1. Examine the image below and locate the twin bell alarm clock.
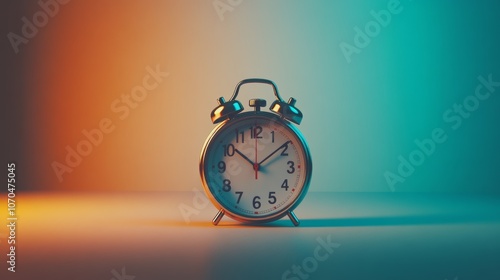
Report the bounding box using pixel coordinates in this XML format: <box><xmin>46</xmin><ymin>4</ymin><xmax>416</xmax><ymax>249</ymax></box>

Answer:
<box><xmin>199</xmin><ymin>78</ymin><xmax>312</xmax><ymax>226</ymax></box>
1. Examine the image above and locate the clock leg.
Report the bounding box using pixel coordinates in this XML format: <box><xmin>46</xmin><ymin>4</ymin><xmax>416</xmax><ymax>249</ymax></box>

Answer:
<box><xmin>287</xmin><ymin>211</ymin><xmax>300</xmax><ymax>226</ymax></box>
<box><xmin>212</xmin><ymin>209</ymin><xmax>225</xmax><ymax>225</ymax></box>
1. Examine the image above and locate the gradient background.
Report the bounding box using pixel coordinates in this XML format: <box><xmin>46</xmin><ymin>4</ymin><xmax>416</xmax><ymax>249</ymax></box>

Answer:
<box><xmin>2</xmin><ymin>0</ymin><xmax>500</xmax><ymax>193</ymax></box>
<box><xmin>2</xmin><ymin>1</ymin><xmax>500</xmax><ymax>280</ymax></box>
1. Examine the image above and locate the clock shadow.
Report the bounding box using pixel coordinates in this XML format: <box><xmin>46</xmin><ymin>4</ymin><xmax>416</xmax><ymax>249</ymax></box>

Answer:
<box><xmin>299</xmin><ymin>212</ymin><xmax>500</xmax><ymax>228</ymax></box>
<box><xmin>215</xmin><ymin>214</ymin><xmax>475</xmax><ymax>228</ymax></box>
<box><xmin>217</xmin><ymin>211</ymin><xmax>500</xmax><ymax>228</ymax></box>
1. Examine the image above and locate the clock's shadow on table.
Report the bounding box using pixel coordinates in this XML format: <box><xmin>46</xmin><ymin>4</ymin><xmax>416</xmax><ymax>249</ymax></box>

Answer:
<box><xmin>209</xmin><ymin>212</ymin><xmax>500</xmax><ymax>227</ymax></box>
<box><xmin>300</xmin><ymin>213</ymin><xmax>499</xmax><ymax>227</ymax></box>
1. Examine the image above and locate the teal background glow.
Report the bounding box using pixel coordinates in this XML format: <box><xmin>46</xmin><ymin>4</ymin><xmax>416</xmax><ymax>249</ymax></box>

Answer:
<box><xmin>223</xmin><ymin>0</ymin><xmax>500</xmax><ymax>193</ymax></box>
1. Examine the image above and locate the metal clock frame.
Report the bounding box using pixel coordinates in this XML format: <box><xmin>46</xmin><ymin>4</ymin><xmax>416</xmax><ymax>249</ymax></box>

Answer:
<box><xmin>199</xmin><ymin>78</ymin><xmax>312</xmax><ymax>226</ymax></box>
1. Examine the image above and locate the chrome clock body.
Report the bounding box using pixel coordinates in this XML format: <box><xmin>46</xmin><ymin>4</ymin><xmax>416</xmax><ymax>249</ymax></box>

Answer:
<box><xmin>199</xmin><ymin>79</ymin><xmax>312</xmax><ymax>226</ymax></box>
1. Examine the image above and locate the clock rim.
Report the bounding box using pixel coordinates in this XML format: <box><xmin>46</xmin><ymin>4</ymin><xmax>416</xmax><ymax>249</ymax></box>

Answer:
<box><xmin>199</xmin><ymin>111</ymin><xmax>312</xmax><ymax>224</ymax></box>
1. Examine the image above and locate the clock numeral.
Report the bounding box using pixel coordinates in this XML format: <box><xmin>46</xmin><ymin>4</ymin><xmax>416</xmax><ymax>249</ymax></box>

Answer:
<box><xmin>223</xmin><ymin>144</ymin><xmax>235</xmax><ymax>157</ymax></box>
<box><xmin>287</xmin><ymin>161</ymin><xmax>295</xmax><ymax>174</ymax></box>
<box><xmin>252</xmin><ymin>196</ymin><xmax>261</xmax><ymax>209</ymax></box>
<box><xmin>281</xmin><ymin>179</ymin><xmax>289</xmax><ymax>191</ymax></box>
<box><xmin>235</xmin><ymin>129</ymin><xmax>244</xmax><ymax>143</ymax></box>
<box><xmin>271</xmin><ymin>131</ymin><xmax>275</xmax><ymax>143</ymax></box>
<box><xmin>222</xmin><ymin>179</ymin><xmax>231</xmax><ymax>192</ymax></box>
<box><xmin>235</xmin><ymin>191</ymin><xmax>243</xmax><ymax>204</ymax></box>
<box><xmin>281</xmin><ymin>144</ymin><xmax>289</xmax><ymax>156</ymax></box>
<box><xmin>250</xmin><ymin>126</ymin><xmax>263</xmax><ymax>139</ymax></box>
<box><xmin>218</xmin><ymin>161</ymin><xmax>226</xmax><ymax>173</ymax></box>
<box><xmin>268</xmin><ymin>192</ymin><xmax>276</xmax><ymax>204</ymax></box>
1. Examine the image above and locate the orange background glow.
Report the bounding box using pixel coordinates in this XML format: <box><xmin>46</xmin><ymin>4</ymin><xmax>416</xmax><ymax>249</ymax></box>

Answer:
<box><xmin>25</xmin><ymin>1</ymin><xmax>248</xmax><ymax>191</ymax></box>
<box><xmin>21</xmin><ymin>1</ymin><xmax>326</xmax><ymax>192</ymax></box>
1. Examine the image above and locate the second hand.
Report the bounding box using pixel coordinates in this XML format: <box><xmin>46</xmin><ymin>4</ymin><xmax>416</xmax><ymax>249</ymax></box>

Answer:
<box><xmin>254</xmin><ymin>126</ymin><xmax>258</xmax><ymax>180</ymax></box>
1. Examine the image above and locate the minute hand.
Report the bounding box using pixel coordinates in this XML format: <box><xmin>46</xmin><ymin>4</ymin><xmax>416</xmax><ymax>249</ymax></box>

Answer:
<box><xmin>258</xmin><ymin>141</ymin><xmax>292</xmax><ymax>166</ymax></box>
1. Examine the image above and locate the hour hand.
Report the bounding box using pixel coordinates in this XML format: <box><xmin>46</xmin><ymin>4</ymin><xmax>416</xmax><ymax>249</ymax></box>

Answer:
<box><xmin>235</xmin><ymin>149</ymin><xmax>254</xmax><ymax>166</ymax></box>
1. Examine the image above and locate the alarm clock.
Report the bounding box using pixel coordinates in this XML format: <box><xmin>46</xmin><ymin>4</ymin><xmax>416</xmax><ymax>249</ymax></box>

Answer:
<box><xmin>199</xmin><ymin>78</ymin><xmax>312</xmax><ymax>226</ymax></box>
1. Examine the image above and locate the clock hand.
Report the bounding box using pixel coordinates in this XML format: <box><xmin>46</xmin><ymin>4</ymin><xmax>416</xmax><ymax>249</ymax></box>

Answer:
<box><xmin>234</xmin><ymin>149</ymin><xmax>254</xmax><ymax>166</ymax></box>
<box><xmin>254</xmin><ymin>131</ymin><xmax>258</xmax><ymax>180</ymax></box>
<box><xmin>234</xmin><ymin>147</ymin><xmax>260</xmax><ymax>179</ymax></box>
<box><xmin>258</xmin><ymin>141</ymin><xmax>291</xmax><ymax>166</ymax></box>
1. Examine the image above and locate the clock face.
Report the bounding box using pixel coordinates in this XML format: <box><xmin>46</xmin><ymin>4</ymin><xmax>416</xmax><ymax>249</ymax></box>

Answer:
<box><xmin>200</xmin><ymin>112</ymin><xmax>311</xmax><ymax>222</ymax></box>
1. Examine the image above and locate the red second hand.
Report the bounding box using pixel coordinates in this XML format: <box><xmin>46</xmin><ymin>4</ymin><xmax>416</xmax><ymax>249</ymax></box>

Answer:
<box><xmin>254</xmin><ymin>127</ymin><xmax>258</xmax><ymax>180</ymax></box>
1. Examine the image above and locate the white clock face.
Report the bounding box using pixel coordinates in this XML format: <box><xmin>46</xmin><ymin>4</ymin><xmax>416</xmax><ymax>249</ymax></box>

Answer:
<box><xmin>201</xmin><ymin>113</ymin><xmax>311</xmax><ymax>221</ymax></box>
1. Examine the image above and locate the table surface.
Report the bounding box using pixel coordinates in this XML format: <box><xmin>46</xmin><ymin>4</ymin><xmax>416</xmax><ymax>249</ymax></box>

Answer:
<box><xmin>1</xmin><ymin>191</ymin><xmax>500</xmax><ymax>280</ymax></box>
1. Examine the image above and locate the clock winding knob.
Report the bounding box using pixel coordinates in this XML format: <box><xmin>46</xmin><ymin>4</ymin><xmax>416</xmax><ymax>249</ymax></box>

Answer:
<box><xmin>249</xmin><ymin>98</ymin><xmax>267</xmax><ymax>112</ymax></box>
